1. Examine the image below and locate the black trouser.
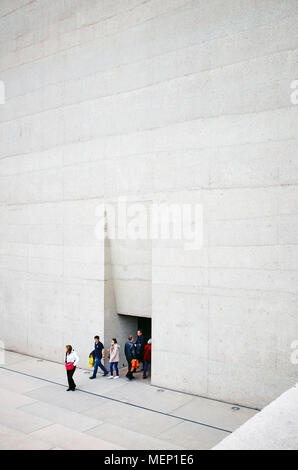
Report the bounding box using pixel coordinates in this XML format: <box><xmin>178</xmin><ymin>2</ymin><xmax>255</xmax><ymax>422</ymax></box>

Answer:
<box><xmin>137</xmin><ymin>354</ymin><xmax>144</xmax><ymax>370</ymax></box>
<box><xmin>67</xmin><ymin>366</ymin><xmax>76</xmax><ymax>390</ymax></box>
<box><xmin>126</xmin><ymin>360</ymin><xmax>133</xmax><ymax>380</ymax></box>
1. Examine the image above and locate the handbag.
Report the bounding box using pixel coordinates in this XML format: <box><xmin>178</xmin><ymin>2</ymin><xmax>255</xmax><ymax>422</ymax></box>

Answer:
<box><xmin>65</xmin><ymin>353</ymin><xmax>75</xmax><ymax>371</ymax></box>
<box><xmin>89</xmin><ymin>355</ymin><xmax>94</xmax><ymax>368</ymax></box>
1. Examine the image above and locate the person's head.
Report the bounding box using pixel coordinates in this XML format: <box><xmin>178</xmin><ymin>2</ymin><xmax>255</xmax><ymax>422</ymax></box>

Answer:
<box><xmin>137</xmin><ymin>329</ymin><xmax>143</xmax><ymax>337</ymax></box>
<box><xmin>128</xmin><ymin>335</ymin><xmax>133</xmax><ymax>342</ymax></box>
<box><xmin>66</xmin><ymin>345</ymin><xmax>72</xmax><ymax>354</ymax></box>
<box><xmin>111</xmin><ymin>338</ymin><xmax>117</xmax><ymax>346</ymax></box>
<box><xmin>94</xmin><ymin>336</ymin><xmax>100</xmax><ymax>344</ymax></box>
<box><xmin>148</xmin><ymin>339</ymin><xmax>152</xmax><ymax>345</ymax></box>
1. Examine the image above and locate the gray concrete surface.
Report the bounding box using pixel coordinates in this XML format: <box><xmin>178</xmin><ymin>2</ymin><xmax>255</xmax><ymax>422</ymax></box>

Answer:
<box><xmin>0</xmin><ymin>0</ymin><xmax>297</xmax><ymax>410</ymax></box>
<box><xmin>214</xmin><ymin>382</ymin><xmax>298</xmax><ymax>450</ymax></box>
<box><xmin>0</xmin><ymin>351</ymin><xmax>257</xmax><ymax>450</ymax></box>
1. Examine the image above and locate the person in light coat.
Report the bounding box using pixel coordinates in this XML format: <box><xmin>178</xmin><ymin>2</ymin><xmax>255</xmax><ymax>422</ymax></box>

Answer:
<box><xmin>108</xmin><ymin>338</ymin><xmax>120</xmax><ymax>379</ymax></box>
<box><xmin>65</xmin><ymin>345</ymin><xmax>79</xmax><ymax>391</ymax></box>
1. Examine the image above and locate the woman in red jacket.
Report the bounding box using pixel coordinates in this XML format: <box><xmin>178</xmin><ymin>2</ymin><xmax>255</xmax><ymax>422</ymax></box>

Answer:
<box><xmin>143</xmin><ymin>339</ymin><xmax>152</xmax><ymax>379</ymax></box>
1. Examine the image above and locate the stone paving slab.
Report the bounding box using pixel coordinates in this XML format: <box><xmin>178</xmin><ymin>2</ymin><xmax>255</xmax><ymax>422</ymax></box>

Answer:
<box><xmin>30</xmin><ymin>424</ymin><xmax>123</xmax><ymax>450</ymax></box>
<box><xmin>19</xmin><ymin>401</ymin><xmax>103</xmax><ymax>433</ymax></box>
<box><xmin>83</xmin><ymin>400</ymin><xmax>184</xmax><ymax>438</ymax></box>
<box><xmin>87</xmin><ymin>422</ymin><xmax>185</xmax><ymax>450</ymax></box>
<box><xmin>25</xmin><ymin>384</ymin><xmax>107</xmax><ymax>413</ymax></box>
<box><xmin>6</xmin><ymin>358</ymin><xmax>66</xmax><ymax>383</ymax></box>
<box><xmin>156</xmin><ymin>420</ymin><xmax>229</xmax><ymax>450</ymax></box>
<box><xmin>0</xmin><ymin>407</ymin><xmax>52</xmax><ymax>434</ymax></box>
<box><xmin>0</xmin><ymin>388</ymin><xmax>36</xmax><ymax>409</ymax></box>
<box><xmin>0</xmin><ymin>424</ymin><xmax>51</xmax><ymax>451</ymax></box>
<box><xmin>171</xmin><ymin>396</ymin><xmax>258</xmax><ymax>432</ymax></box>
<box><xmin>0</xmin><ymin>369</ymin><xmax>49</xmax><ymax>394</ymax></box>
<box><xmin>0</xmin><ymin>424</ymin><xmax>26</xmax><ymax>443</ymax></box>
<box><xmin>78</xmin><ymin>371</ymin><xmax>129</xmax><ymax>395</ymax></box>
<box><xmin>105</xmin><ymin>381</ymin><xmax>194</xmax><ymax>413</ymax></box>
<box><xmin>0</xmin><ymin>434</ymin><xmax>53</xmax><ymax>450</ymax></box>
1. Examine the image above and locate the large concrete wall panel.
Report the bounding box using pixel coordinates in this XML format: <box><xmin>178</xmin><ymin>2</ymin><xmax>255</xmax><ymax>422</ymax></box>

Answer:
<box><xmin>0</xmin><ymin>0</ymin><xmax>297</xmax><ymax>407</ymax></box>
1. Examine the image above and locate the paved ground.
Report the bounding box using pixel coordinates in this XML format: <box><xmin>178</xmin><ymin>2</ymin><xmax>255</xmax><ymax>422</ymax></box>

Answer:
<box><xmin>0</xmin><ymin>351</ymin><xmax>258</xmax><ymax>450</ymax></box>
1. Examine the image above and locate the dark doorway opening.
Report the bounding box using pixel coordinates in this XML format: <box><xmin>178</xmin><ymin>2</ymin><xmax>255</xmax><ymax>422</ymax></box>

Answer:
<box><xmin>138</xmin><ymin>317</ymin><xmax>151</xmax><ymax>344</ymax></box>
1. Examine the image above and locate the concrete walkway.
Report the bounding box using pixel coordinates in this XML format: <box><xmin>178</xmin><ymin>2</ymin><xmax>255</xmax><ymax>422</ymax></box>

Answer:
<box><xmin>0</xmin><ymin>351</ymin><xmax>258</xmax><ymax>450</ymax></box>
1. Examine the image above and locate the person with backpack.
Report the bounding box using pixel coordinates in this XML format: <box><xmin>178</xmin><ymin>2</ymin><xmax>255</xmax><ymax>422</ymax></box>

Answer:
<box><xmin>124</xmin><ymin>335</ymin><xmax>136</xmax><ymax>380</ymax></box>
<box><xmin>65</xmin><ymin>345</ymin><xmax>80</xmax><ymax>391</ymax></box>
<box><xmin>89</xmin><ymin>335</ymin><xmax>109</xmax><ymax>379</ymax></box>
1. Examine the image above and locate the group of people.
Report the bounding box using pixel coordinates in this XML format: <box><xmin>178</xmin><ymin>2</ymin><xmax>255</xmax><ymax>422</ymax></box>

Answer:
<box><xmin>64</xmin><ymin>330</ymin><xmax>152</xmax><ymax>391</ymax></box>
<box><xmin>124</xmin><ymin>331</ymin><xmax>152</xmax><ymax>381</ymax></box>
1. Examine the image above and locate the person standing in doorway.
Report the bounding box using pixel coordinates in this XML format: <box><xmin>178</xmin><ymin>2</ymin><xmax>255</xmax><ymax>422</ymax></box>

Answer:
<box><xmin>65</xmin><ymin>345</ymin><xmax>79</xmax><ymax>391</ymax></box>
<box><xmin>108</xmin><ymin>338</ymin><xmax>120</xmax><ymax>379</ymax></box>
<box><xmin>125</xmin><ymin>335</ymin><xmax>136</xmax><ymax>380</ymax></box>
<box><xmin>135</xmin><ymin>329</ymin><xmax>145</xmax><ymax>370</ymax></box>
<box><xmin>89</xmin><ymin>336</ymin><xmax>109</xmax><ymax>379</ymax></box>
<box><xmin>143</xmin><ymin>339</ymin><xmax>152</xmax><ymax>379</ymax></box>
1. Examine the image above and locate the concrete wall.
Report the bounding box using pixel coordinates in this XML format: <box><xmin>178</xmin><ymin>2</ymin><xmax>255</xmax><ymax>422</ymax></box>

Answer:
<box><xmin>0</xmin><ymin>0</ymin><xmax>298</xmax><ymax>407</ymax></box>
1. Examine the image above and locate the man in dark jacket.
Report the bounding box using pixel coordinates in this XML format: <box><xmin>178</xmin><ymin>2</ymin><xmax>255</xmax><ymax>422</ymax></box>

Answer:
<box><xmin>125</xmin><ymin>335</ymin><xmax>136</xmax><ymax>380</ymax></box>
<box><xmin>135</xmin><ymin>329</ymin><xmax>145</xmax><ymax>370</ymax></box>
<box><xmin>89</xmin><ymin>335</ymin><xmax>109</xmax><ymax>379</ymax></box>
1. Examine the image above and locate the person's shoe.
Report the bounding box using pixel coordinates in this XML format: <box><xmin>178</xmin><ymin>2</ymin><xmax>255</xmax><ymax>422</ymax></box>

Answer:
<box><xmin>114</xmin><ymin>376</ymin><xmax>120</xmax><ymax>379</ymax></box>
<box><xmin>143</xmin><ymin>376</ymin><xmax>147</xmax><ymax>379</ymax></box>
<box><xmin>66</xmin><ymin>388</ymin><xmax>71</xmax><ymax>391</ymax></box>
<box><xmin>108</xmin><ymin>375</ymin><xmax>114</xmax><ymax>379</ymax></box>
<box><xmin>89</xmin><ymin>376</ymin><xmax>96</xmax><ymax>380</ymax></box>
<box><xmin>103</xmin><ymin>372</ymin><xmax>109</xmax><ymax>377</ymax></box>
